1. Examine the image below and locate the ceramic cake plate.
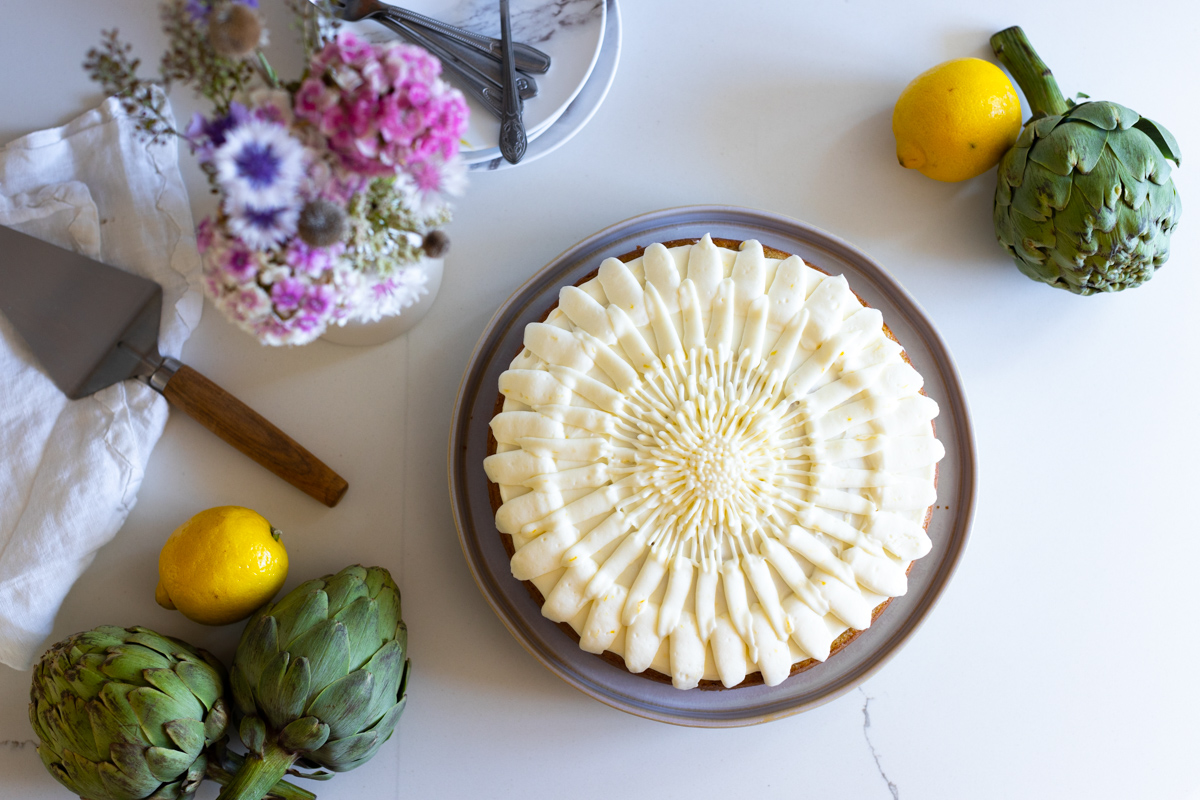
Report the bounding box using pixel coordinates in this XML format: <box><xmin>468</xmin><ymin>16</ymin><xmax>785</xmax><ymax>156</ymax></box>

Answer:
<box><xmin>448</xmin><ymin>206</ymin><xmax>977</xmax><ymax>726</ymax></box>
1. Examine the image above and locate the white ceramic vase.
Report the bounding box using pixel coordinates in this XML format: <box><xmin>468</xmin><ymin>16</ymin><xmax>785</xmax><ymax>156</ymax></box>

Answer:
<box><xmin>320</xmin><ymin>257</ymin><xmax>444</xmax><ymax>347</ymax></box>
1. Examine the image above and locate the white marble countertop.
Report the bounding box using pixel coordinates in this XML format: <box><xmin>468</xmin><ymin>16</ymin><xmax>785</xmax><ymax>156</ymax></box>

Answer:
<box><xmin>1</xmin><ymin>1</ymin><xmax>1198</xmax><ymax>798</ymax></box>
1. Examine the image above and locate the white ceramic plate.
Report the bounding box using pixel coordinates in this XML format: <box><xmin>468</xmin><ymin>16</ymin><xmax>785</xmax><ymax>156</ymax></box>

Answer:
<box><xmin>345</xmin><ymin>0</ymin><xmax>606</xmax><ymax>162</ymax></box>
<box><xmin>468</xmin><ymin>0</ymin><xmax>621</xmax><ymax>171</ymax></box>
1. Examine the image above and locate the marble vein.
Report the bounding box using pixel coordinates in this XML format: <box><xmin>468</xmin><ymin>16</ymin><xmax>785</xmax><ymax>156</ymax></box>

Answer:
<box><xmin>860</xmin><ymin>688</ymin><xmax>900</xmax><ymax>800</ymax></box>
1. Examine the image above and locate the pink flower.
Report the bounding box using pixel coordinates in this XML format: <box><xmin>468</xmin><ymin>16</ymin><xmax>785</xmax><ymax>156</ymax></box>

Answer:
<box><xmin>222</xmin><ymin>243</ymin><xmax>260</xmax><ymax>282</ymax></box>
<box><xmin>196</xmin><ymin>218</ymin><xmax>215</xmax><ymax>254</ymax></box>
<box><xmin>270</xmin><ymin>276</ymin><xmax>307</xmax><ymax>312</ymax></box>
<box><xmin>335</xmin><ymin>31</ymin><xmax>374</xmax><ymax>66</ymax></box>
<box><xmin>295</xmin><ymin>79</ymin><xmax>334</xmax><ymax>117</ymax></box>
<box><xmin>297</xmin><ymin>38</ymin><xmax>468</xmax><ymax>178</ymax></box>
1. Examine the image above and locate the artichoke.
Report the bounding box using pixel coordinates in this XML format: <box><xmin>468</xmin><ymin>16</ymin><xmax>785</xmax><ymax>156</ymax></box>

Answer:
<box><xmin>991</xmin><ymin>26</ymin><xmax>1182</xmax><ymax>294</ymax></box>
<box><xmin>30</xmin><ymin>625</ymin><xmax>227</xmax><ymax>800</ymax></box>
<box><xmin>29</xmin><ymin>625</ymin><xmax>313</xmax><ymax>800</ymax></box>
<box><xmin>220</xmin><ymin>565</ymin><xmax>410</xmax><ymax>800</ymax></box>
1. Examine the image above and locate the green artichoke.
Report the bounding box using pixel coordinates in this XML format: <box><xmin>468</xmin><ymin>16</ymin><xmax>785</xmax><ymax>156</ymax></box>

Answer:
<box><xmin>220</xmin><ymin>565</ymin><xmax>410</xmax><ymax>800</ymax></box>
<box><xmin>30</xmin><ymin>626</ymin><xmax>227</xmax><ymax>800</ymax></box>
<box><xmin>991</xmin><ymin>26</ymin><xmax>1182</xmax><ymax>294</ymax></box>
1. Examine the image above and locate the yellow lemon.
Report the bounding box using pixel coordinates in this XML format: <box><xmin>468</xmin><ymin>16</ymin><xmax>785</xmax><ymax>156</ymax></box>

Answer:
<box><xmin>893</xmin><ymin>57</ymin><xmax>1022</xmax><ymax>182</ymax></box>
<box><xmin>156</xmin><ymin>506</ymin><xmax>288</xmax><ymax>626</ymax></box>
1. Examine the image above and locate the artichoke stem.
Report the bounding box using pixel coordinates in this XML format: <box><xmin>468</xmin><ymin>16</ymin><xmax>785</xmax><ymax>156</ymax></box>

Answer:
<box><xmin>208</xmin><ymin>753</ymin><xmax>315</xmax><ymax>800</ymax></box>
<box><xmin>990</xmin><ymin>26</ymin><xmax>1069</xmax><ymax>117</ymax></box>
<box><xmin>215</xmin><ymin>742</ymin><xmax>300</xmax><ymax>800</ymax></box>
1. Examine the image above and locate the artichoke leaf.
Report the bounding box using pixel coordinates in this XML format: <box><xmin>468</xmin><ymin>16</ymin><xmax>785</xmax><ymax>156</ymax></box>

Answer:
<box><xmin>68</xmin><ymin>665</ymin><xmax>110</xmax><ymax>701</ymax></box>
<box><xmin>44</xmin><ymin>695</ymin><xmax>100</xmax><ymax>760</ymax></box>
<box><xmin>363</xmin><ymin>695</ymin><xmax>406</xmax><ymax>737</ymax></box>
<box><xmin>371</xmin><ymin>573</ymin><xmax>402</xmax><ymax>642</ymax></box>
<box><xmin>102</xmin><ymin>644</ymin><xmax>172</xmax><ymax>682</ymax></box>
<box><xmin>258</xmin><ymin>651</ymin><xmax>311</xmax><ymax>731</ymax></box>
<box><xmin>1030</xmin><ymin>114</ymin><xmax>1064</xmax><ymax>140</ymax></box>
<box><xmin>145</xmin><ymin>778</ymin><xmax>186</xmax><ymax>800</ymax></box>
<box><xmin>1069</xmin><ymin>101</ymin><xmax>1139</xmax><ymax>131</ymax></box>
<box><xmin>145</xmin><ymin>744</ymin><xmax>196</xmax><ymax>783</ymax></box>
<box><xmin>1011</xmin><ymin>160</ymin><xmax>1072</xmax><ymax>222</ymax></box>
<box><xmin>95</xmin><ymin>682</ymin><xmax>147</xmax><ymax>751</ymax></box>
<box><xmin>142</xmin><ymin>667</ymin><xmax>202</xmax><ymax>714</ymax></box>
<box><xmin>124</xmin><ymin>629</ymin><xmax>182</xmax><ymax>659</ymax></box>
<box><xmin>359</xmin><ymin>641</ymin><xmax>404</xmax><ymax>727</ymax></box>
<box><xmin>1074</xmin><ymin>153</ymin><xmax>1123</xmax><ymax>213</ymax></box>
<box><xmin>175</xmin><ymin>659</ymin><xmax>223</xmax><ymax>712</ymax></box>
<box><xmin>311</xmin><ymin>730</ymin><xmax>378</xmax><ymax>768</ymax></box>
<box><xmin>285</xmin><ymin>619</ymin><xmax>352</xmax><ymax>703</ymax></box>
<box><xmin>1031</xmin><ymin>122</ymin><xmax>1107</xmax><ymax>176</ymax></box>
<box><xmin>333</xmin><ymin>596</ymin><xmax>382</xmax><ymax>670</ymax></box>
<box><xmin>162</xmin><ymin>716</ymin><xmax>206</xmax><ymax>757</ymax></box>
<box><xmin>240</xmin><ymin>714</ymin><xmax>268</xmax><ymax>755</ymax></box>
<box><xmin>271</xmin><ymin>588</ymin><xmax>330</xmax><ymax>650</ymax></box>
<box><xmin>364</xmin><ymin>566</ymin><xmax>389</xmax><ymax>598</ymax></box>
<box><xmin>202</xmin><ymin>696</ymin><xmax>229</xmax><ymax>743</ymax></box>
<box><xmin>1108</xmin><ymin>127</ymin><xmax>1171</xmax><ymax>185</ymax></box>
<box><xmin>1133</xmin><ymin>116</ymin><xmax>1182</xmax><ymax>166</ymax></box>
<box><xmin>306</xmin><ymin>670</ymin><xmax>375</xmax><ymax>740</ymax></box>
<box><xmin>127</xmin><ymin>686</ymin><xmax>186</xmax><ymax>750</ymax></box>
<box><xmin>97</xmin><ymin>754</ymin><xmax>161</xmax><ymax>799</ymax></box>
<box><xmin>1014</xmin><ymin>123</ymin><xmax>1037</xmax><ymax>149</ymax></box>
<box><xmin>235</xmin><ymin>614</ymin><xmax>280</xmax><ymax>690</ymax></box>
<box><xmin>278</xmin><ymin>716</ymin><xmax>331</xmax><ymax>752</ymax></box>
<box><xmin>108</xmin><ymin>740</ymin><xmax>158</xmax><ymax>785</ymax></box>
<box><xmin>1146</xmin><ymin>180</ymin><xmax>1182</xmax><ymax>225</ymax></box>
<box><xmin>998</xmin><ymin>141</ymin><xmax>1029</xmax><ymax>195</ymax></box>
<box><xmin>82</xmin><ymin>626</ymin><xmax>129</xmax><ymax>650</ymax></box>
<box><xmin>230</xmin><ymin>658</ymin><xmax>259</xmax><ymax>718</ymax></box>
<box><xmin>60</xmin><ymin>749</ymin><xmax>110</xmax><ymax>800</ymax></box>
<box><xmin>322</xmin><ymin>566</ymin><xmax>371</xmax><ymax>613</ymax></box>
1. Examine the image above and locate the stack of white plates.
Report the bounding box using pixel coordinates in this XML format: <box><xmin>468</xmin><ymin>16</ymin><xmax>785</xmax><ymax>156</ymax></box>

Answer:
<box><xmin>350</xmin><ymin>0</ymin><xmax>623</xmax><ymax>172</ymax></box>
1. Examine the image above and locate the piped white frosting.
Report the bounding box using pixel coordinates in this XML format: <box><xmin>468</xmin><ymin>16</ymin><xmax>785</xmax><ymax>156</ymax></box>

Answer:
<box><xmin>486</xmin><ymin>236</ymin><xmax>943</xmax><ymax>689</ymax></box>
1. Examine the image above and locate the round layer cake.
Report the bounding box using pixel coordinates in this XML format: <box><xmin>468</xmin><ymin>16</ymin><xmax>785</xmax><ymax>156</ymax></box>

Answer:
<box><xmin>484</xmin><ymin>235</ymin><xmax>943</xmax><ymax>689</ymax></box>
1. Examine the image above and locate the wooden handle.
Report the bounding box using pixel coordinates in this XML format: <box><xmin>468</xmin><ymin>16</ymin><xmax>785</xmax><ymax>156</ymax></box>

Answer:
<box><xmin>160</xmin><ymin>364</ymin><xmax>349</xmax><ymax>507</ymax></box>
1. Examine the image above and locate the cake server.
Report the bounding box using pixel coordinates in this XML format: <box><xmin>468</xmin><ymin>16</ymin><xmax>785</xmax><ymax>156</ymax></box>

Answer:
<box><xmin>0</xmin><ymin>224</ymin><xmax>349</xmax><ymax>508</ymax></box>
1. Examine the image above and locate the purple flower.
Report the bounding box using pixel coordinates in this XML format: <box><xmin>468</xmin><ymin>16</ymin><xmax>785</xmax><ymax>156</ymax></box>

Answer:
<box><xmin>226</xmin><ymin>204</ymin><xmax>299</xmax><ymax>251</ymax></box>
<box><xmin>214</xmin><ymin>119</ymin><xmax>307</xmax><ymax>209</ymax></box>
<box><xmin>269</xmin><ymin>276</ymin><xmax>307</xmax><ymax>312</ymax></box>
<box><xmin>185</xmin><ymin>103</ymin><xmax>251</xmax><ymax>161</ymax></box>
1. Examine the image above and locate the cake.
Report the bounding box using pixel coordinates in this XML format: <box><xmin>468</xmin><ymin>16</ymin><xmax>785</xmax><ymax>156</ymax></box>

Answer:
<box><xmin>484</xmin><ymin>235</ymin><xmax>943</xmax><ymax>689</ymax></box>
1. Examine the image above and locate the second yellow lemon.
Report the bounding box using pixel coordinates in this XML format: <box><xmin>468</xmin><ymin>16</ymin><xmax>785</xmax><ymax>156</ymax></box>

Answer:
<box><xmin>156</xmin><ymin>506</ymin><xmax>289</xmax><ymax>626</ymax></box>
<box><xmin>893</xmin><ymin>57</ymin><xmax>1022</xmax><ymax>182</ymax></box>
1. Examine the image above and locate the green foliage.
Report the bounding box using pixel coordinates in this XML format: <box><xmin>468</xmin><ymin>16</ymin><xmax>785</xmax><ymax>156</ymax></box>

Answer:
<box><xmin>347</xmin><ymin>178</ymin><xmax>450</xmax><ymax>278</ymax></box>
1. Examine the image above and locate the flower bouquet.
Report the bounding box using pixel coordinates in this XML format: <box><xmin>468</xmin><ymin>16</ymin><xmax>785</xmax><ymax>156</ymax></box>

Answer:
<box><xmin>86</xmin><ymin>0</ymin><xmax>469</xmax><ymax>345</ymax></box>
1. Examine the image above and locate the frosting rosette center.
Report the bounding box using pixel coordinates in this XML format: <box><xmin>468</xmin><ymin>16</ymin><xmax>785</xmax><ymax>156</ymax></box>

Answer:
<box><xmin>621</xmin><ymin>349</ymin><xmax>788</xmax><ymax>563</ymax></box>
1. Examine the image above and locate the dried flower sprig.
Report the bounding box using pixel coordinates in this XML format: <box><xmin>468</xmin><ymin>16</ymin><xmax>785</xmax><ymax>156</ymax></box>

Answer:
<box><xmin>83</xmin><ymin>30</ymin><xmax>178</xmax><ymax>141</ymax></box>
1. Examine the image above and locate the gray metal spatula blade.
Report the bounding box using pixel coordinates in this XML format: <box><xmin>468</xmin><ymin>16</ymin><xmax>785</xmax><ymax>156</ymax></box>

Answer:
<box><xmin>0</xmin><ymin>225</ymin><xmax>161</xmax><ymax>399</ymax></box>
<box><xmin>0</xmin><ymin>224</ymin><xmax>349</xmax><ymax>507</ymax></box>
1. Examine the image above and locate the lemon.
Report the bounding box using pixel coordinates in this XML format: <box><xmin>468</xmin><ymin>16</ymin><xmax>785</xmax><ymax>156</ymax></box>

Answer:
<box><xmin>156</xmin><ymin>506</ymin><xmax>289</xmax><ymax>626</ymax></box>
<box><xmin>892</xmin><ymin>57</ymin><xmax>1022</xmax><ymax>182</ymax></box>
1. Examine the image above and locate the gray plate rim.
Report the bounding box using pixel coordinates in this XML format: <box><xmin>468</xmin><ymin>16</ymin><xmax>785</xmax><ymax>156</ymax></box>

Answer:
<box><xmin>448</xmin><ymin>205</ymin><xmax>977</xmax><ymax>727</ymax></box>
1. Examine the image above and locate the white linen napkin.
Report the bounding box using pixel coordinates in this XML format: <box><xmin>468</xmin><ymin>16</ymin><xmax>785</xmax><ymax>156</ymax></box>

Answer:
<box><xmin>0</xmin><ymin>97</ymin><xmax>202</xmax><ymax>670</ymax></box>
